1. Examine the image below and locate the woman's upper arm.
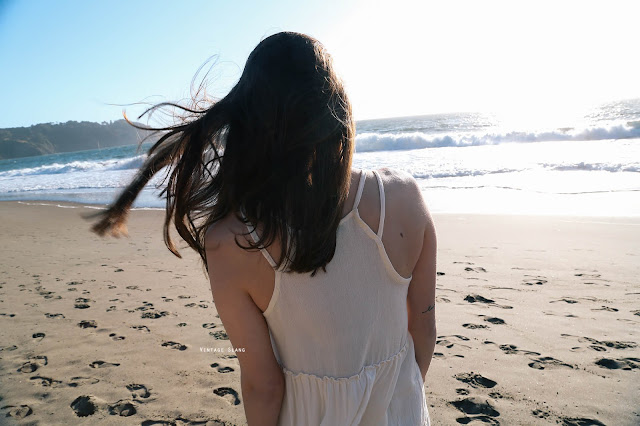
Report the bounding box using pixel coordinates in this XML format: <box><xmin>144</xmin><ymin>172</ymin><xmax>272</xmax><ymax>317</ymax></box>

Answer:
<box><xmin>204</xmin><ymin>224</ymin><xmax>284</xmax><ymax>392</ymax></box>
<box><xmin>405</xmin><ymin>177</ymin><xmax>437</xmax><ymax>332</ymax></box>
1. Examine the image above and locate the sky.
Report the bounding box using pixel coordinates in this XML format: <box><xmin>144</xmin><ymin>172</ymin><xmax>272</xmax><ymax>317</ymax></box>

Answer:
<box><xmin>0</xmin><ymin>0</ymin><xmax>638</xmax><ymax>128</ymax></box>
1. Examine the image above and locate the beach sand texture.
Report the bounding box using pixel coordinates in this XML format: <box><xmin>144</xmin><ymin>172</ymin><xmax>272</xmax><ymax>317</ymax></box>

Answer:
<box><xmin>0</xmin><ymin>201</ymin><xmax>638</xmax><ymax>425</ymax></box>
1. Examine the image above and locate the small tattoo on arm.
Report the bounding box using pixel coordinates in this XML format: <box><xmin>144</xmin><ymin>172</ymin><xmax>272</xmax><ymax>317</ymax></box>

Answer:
<box><xmin>421</xmin><ymin>304</ymin><xmax>435</xmax><ymax>314</ymax></box>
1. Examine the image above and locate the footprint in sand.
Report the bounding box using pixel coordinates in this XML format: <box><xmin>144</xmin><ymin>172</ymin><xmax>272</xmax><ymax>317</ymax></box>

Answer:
<box><xmin>574</xmin><ymin>272</ymin><xmax>611</xmax><ymax>287</ymax></box>
<box><xmin>74</xmin><ymin>297</ymin><xmax>92</xmax><ymax>309</ymax></box>
<box><xmin>464</xmin><ymin>294</ymin><xmax>513</xmax><ymax>310</ymax></box>
<box><xmin>449</xmin><ymin>397</ymin><xmax>500</xmax><ymax>424</ymax></box>
<box><xmin>489</xmin><ymin>391</ymin><xmax>509</xmax><ymax>400</ymax></box>
<box><xmin>30</xmin><ymin>376</ymin><xmax>63</xmax><ymax>387</ymax></box>
<box><xmin>177</xmin><ymin>323</ymin><xmax>188</xmax><ymax>327</ymax></box>
<box><xmin>595</xmin><ymin>357</ymin><xmax>640</xmax><ymax>370</ymax></box>
<box><xmin>135</xmin><ymin>302</ymin><xmax>154</xmax><ymax>312</ymax></box>
<box><xmin>127</xmin><ymin>383</ymin><xmax>151</xmax><ymax>399</ymax></box>
<box><xmin>591</xmin><ymin>305</ymin><xmax>618</xmax><ymax>312</ymax></box>
<box><xmin>32</xmin><ymin>332</ymin><xmax>46</xmax><ymax>341</ymax></box>
<box><xmin>70</xmin><ymin>395</ymin><xmax>96</xmax><ymax>417</ymax></box>
<box><xmin>130</xmin><ymin>325</ymin><xmax>150</xmax><ymax>333</ymax></box>
<box><xmin>126</xmin><ymin>285</ymin><xmax>140</xmax><ymax>290</ymax></box>
<box><xmin>528</xmin><ymin>356</ymin><xmax>574</xmax><ymax>370</ymax></box>
<box><xmin>78</xmin><ymin>320</ymin><xmax>97</xmax><ymax>328</ymax></box>
<box><xmin>522</xmin><ymin>274</ymin><xmax>547</xmax><ymax>286</ymax></box>
<box><xmin>178</xmin><ymin>295</ymin><xmax>193</xmax><ymax>299</ymax></box>
<box><xmin>574</xmin><ymin>273</ymin><xmax>608</xmax><ymax>284</ymax></box>
<box><xmin>436</xmin><ymin>335</ymin><xmax>471</xmax><ymax>350</ymax></box>
<box><xmin>161</xmin><ymin>341</ymin><xmax>187</xmax><ymax>351</ymax></box>
<box><xmin>437</xmin><ymin>272</ymin><xmax>446</xmax><ymax>276</ymax></box>
<box><xmin>0</xmin><ymin>312</ymin><xmax>16</xmax><ymax>317</ymax></box>
<box><xmin>462</xmin><ymin>323</ymin><xmax>488</xmax><ymax>329</ymax></box>
<box><xmin>456</xmin><ymin>388</ymin><xmax>470</xmax><ymax>395</ymax></box>
<box><xmin>499</xmin><ymin>344</ymin><xmax>540</xmax><ymax>356</ymax></box>
<box><xmin>108</xmin><ymin>400</ymin><xmax>136</xmax><ymax>416</ymax></box>
<box><xmin>532</xmin><ymin>409</ymin><xmax>551</xmax><ymax>419</ymax></box>
<box><xmin>542</xmin><ymin>310</ymin><xmax>579</xmax><ymax>319</ymax></box>
<box><xmin>559</xmin><ymin>416</ymin><xmax>605</xmax><ymax>425</ymax></box>
<box><xmin>210</xmin><ymin>331</ymin><xmax>229</xmax><ymax>340</ymax></box>
<box><xmin>185</xmin><ymin>303</ymin><xmax>197</xmax><ymax>307</ymax></box>
<box><xmin>213</xmin><ymin>387</ymin><xmax>241</xmax><ymax>405</ymax></box>
<box><xmin>90</xmin><ymin>360</ymin><xmax>120</xmax><ymax>368</ymax></box>
<box><xmin>210</xmin><ymin>363</ymin><xmax>235</xmax><ymax>373</ymax></box>
<box><xmin>550</xmin><ymin>298</ymin><xmax>579</xmax><ymax>304</ymax></box>
<box><xmin>140</xmin><ymin>416</ymin><xmax>228</xmax><ymax>425</ymax></box>
<box><xmin>464</xmin><ymin>267</ymin><xmax>487</xmax><ymax>273</ymax></box>
<box><xmin>109</xmin><ymin>333</ymin><xmax>125</xmax><ymax>341</ymax></box>
<box><xmin>1</xmin><ymin>404</ymin><xmax>33</xmax><ymax>419</ymax></box>
<box><xmin>483</xmin><ymin>341</ymin><xmax>540</xmax><ymax>356</ymax></box>
<box><xmin>202</xmin><ymin>323</ymin><xmax>217</xmax><ymax>329</ymax></box>
<box><xmin>141</xmin><ymin>310</ymin><xmax>169</xmax><ymax>319</ymax></box>
<box><xmin>37</xmin><ymin>286</ymin><xmax>60</xmax><ymax>300</ymax></box>
<box><xmin>465</xmin><ymin>294</ymin><xmax>494</xmax><ymax>304</ymax></box>
<box><xmin>220</xmin><ymin>354</ymin><xmax>237</xmax><ymax>360</ymax></box>
<box><xmin>67</xmin><ymin>377</ymin><xmax>100</xmax><ymax>387</ymax></box>
<box><xmin>18</xmin><ymin>355</ymin><xmax>48</xmax><ymax>373</ymax></box>
<box><xmin>454</xmin><ymin>372</ymin><xmax>497</xmax><ymax>388</ymax></box>
<box><xmin>45</xmin><ymin>313</ymin><xmax>65</xmax><ymax>319</ymax></box>
<box><xmin>561</xmin><ymin>334</ymin><xmax>637</xmax><ymax>351</ymax></box>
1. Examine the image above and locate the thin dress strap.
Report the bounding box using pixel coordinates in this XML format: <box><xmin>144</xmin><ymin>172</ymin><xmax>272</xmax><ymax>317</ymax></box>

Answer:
<box><xmin>239</xmin><ymin>208</ymin><xmax>278</xmax><ymax>269</ymax></box>
<box><xmin>371</xmin><ymin>170</ymin><xmax>385</xmax><ymax>238</ymax></box>
<box><xmin>352</xmin><ymin>169</ymin><xmax>367</xmax><ymax>211</ymax></box>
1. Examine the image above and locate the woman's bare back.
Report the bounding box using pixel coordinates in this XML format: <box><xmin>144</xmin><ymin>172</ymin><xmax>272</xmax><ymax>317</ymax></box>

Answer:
<box><xmin>238</xmin><ymin>167</ymin><xmax>428</xmax><ymax>313</ymax></box>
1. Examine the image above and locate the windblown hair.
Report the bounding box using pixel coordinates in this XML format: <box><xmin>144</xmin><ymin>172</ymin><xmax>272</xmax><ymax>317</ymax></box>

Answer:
<box><xmin>87</xmin><ymin>32</ymin><xmax>355</xmax><ymax>276</ymax></box>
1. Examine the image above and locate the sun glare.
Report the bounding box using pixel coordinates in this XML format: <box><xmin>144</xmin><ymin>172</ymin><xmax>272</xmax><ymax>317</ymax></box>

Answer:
<box><xmin>325</xmin><ymin>0</ymin><xmax>639</xmax><ymax>121</ymax></box>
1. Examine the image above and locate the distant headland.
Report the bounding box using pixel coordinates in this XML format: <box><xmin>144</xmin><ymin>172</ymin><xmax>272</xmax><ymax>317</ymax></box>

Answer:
<box><xmin>0</xmin><ymin>120</ymin><xmax>156</xmax><ymax>160</ymax></box>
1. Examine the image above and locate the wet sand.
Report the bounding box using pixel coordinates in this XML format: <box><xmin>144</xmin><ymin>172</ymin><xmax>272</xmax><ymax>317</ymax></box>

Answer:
<box><xmin>0</xmin><ymin>201</ymin><xmax>638</xmax><ymax>425</ymax></box>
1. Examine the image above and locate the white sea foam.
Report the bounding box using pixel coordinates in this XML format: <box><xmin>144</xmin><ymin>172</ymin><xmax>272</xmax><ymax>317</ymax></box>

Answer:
<box><xmin>2</xmin><ymin>105</ymin><xmax>639</xmax><ymax>215</ymax></box>
<box><xmin>0</xmin><ymin>154</ymin><xmax>147</xmax><ymax>178</ymax></box>
<box><xmin>355</xmin><ymin>123</ymin><xmax>640</xmax><ymax>152</ymax></box>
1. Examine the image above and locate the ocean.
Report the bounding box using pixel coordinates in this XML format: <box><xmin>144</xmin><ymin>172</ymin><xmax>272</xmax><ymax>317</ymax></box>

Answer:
<box><xmin>1</xmin><ymin>98</ymin><xmax>639</xmax><ymax>216</ymax></box>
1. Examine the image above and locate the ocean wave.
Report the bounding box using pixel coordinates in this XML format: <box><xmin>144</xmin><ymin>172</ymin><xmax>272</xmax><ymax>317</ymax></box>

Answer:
<box><xmin>0</xmin><ymin>154</ymin><xmax>147</xmax><ymax>177</ymax></box>
<box><xmin>543</xmin><ymin>162</ymin><xmax>640</xmax><ymax>173</ymax></box>
<box><xmin>355</xmin><ymin>123</ymin><xmax>640</xmax><ymax>152</ymax></box>
<box><xmin>410</xmin><ymin>168</ymin><xmax>521</xmax><ymax>179</ymax></box>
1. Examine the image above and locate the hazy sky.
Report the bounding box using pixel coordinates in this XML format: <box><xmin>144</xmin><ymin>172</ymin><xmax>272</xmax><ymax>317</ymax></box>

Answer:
<box><xmin>0</xmin><ymin>0</ymin><xmax>638</xmax><ymax>128</ymax></box>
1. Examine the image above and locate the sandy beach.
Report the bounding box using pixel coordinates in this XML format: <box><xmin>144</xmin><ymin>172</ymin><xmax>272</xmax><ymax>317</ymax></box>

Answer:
<box><xmin>0</xmin><ymin>200</ymin><xmax>638</xmax><ymax>425</ymax></box>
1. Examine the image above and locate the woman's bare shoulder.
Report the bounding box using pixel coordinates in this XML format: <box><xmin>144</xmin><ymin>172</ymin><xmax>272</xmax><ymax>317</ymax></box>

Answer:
<box><xmin>376</xmin><ymin>167</ymin><xmax>422</xmax><ymax>200</ymax></box>
<box><xmin>376</xmin><ymin>167</ymin><xmax>430</xmax><ymax>224</ymax></box>
<box><xmin>204</xmin><ymin>212</ymin><xmax>249</xmax><ymax>253</ymax></box>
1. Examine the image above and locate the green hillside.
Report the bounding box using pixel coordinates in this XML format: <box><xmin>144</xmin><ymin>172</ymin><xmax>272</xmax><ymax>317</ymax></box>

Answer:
<box><xmin>0</xmin><ymin>120</ymin><xmax>156</xmax><ymax>160</ymax></box>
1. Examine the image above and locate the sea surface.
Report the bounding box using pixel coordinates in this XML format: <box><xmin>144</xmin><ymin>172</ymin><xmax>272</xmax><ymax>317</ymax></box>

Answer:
<box><xmin>1</xmin><ymin>98</ymin><xmax>639</xmax><ymax>216</ymax></box>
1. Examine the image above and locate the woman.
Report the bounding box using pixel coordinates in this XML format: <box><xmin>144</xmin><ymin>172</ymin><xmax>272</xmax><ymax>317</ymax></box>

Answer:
<box><xmin>89</xmin><ymin>31</ymin><xmax>436</xmax><ymax>426</ymax></box>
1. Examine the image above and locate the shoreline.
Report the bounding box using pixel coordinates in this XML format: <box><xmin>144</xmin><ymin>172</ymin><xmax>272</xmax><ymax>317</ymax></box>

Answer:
<box><xmin>0</xmin><ymin>200</ymin><xmax>638</xmax><ymax>424</ymax></box>
<box><xmin>6</xmin><ymin>199</ymin><xmax>640</xmax><ymax>222</ymax></box>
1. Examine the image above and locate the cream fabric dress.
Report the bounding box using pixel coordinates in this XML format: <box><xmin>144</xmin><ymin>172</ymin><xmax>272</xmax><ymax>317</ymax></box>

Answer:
<box><xmin>242</xmin><ymin>169</ymin><xmax>431</xmax><ymax>426</ymax></box>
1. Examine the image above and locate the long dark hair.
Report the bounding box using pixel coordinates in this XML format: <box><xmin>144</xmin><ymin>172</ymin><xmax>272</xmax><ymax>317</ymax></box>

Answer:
<box><xmin>86</xmin><ymin>31</ymin><xmax>355</xmax><ymax>276</ymax></box>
